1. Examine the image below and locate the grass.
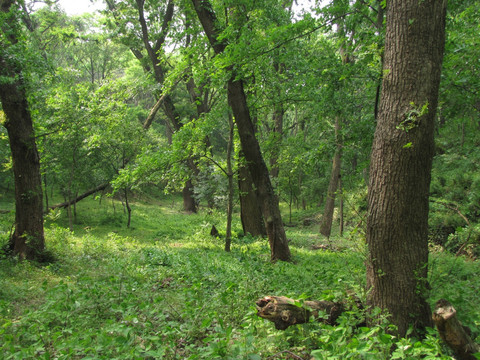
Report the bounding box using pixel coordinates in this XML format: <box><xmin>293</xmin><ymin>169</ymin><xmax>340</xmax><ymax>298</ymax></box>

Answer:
<box><xmin>0</xmin><ymin>194</ymin><xmax>479</xmax><ymax>359</ymax></box>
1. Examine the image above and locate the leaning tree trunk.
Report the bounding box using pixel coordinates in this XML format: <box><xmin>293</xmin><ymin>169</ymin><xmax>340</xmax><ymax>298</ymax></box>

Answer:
<box><xmin>366</xmin><ymin>0</ymin><xmax>447</xmax><ymax>337</ymax></box>
<box><xmin>229</xmin><ymin>81</ymin><xmax>291</xmax><ymax>261</ymax></box>
<box><xmin>0</xmin><ymin>0</ymin><xmax>45</xmax><ymax>260</ymax></box>
<box><xmin>192</xmin><ymin>0</ymin><xmax>291</xmax><ymax>261</ymax></box>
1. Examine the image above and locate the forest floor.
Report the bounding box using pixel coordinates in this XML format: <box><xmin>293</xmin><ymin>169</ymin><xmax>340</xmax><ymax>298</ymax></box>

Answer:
<box><xmin>0</xmin><ymin>194</ymin><xmax>479</xmax><ymax>359</ymax></box>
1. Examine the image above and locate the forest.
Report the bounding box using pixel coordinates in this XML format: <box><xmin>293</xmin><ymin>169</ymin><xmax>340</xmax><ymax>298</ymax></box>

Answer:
<box><xmin>0</xmin><ymin>0</ymin><xmax>479</xmax><ymax>359</ymax></box>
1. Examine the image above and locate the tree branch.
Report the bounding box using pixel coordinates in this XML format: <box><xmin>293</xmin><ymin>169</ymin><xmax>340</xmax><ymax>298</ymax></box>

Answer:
<box><xmin>47</xmin><ymin>183</ymin><xmax>108</xmax><ymax>212</ymax></box>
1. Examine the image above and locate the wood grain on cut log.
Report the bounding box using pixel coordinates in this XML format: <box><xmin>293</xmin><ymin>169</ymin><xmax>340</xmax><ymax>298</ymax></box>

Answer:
<box><xmin>256</xmin><ymin>296</ymin><xmax>344</xmax><ymax>330</ymax></box>
<box><xmin>432</xmin><ymin>299</ymin><xmax>480</xmax><ymax>360</ymax></box>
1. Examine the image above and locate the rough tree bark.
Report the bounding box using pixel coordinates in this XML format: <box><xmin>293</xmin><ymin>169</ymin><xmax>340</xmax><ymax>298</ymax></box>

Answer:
<box><xmin>366</xmin><ymin>0</ymin><xmax>447</xmax><ymax>337</ymax></box>
<box><xmin>192</xmin><ymin>0</ymin><xmax>291</xmax><ymax>261</ymax></box>
<box><xmin>0</xmin><ymin>0</ymin><xmax>45</xmax><ymax>260</ymax></box>
<box><xmin>238</xmin><ymin>153</ymin><xmax>267</xmax><ymax>237</ymax></box>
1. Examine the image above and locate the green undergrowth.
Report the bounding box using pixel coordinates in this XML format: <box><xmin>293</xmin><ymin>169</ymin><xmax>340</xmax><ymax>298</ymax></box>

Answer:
<box><xmin>0</xmin><ymin>196</ymin><xmax>479</xmax><ymax>359</ymax></box>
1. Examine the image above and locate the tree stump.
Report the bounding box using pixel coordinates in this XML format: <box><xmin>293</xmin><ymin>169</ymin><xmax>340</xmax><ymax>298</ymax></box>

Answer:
<box><xmin>255</xmin><ymin>296</ymin><xmax>344</xmax><ymax>330</ymax></box>
<box><xmin>210</xmin><ymin>225</ymin><xmax>219</xmax><ymax>237</ymax></box>
<box><xmin>432</xmin><ymin>299</ymin><xmax>480</xmax><ymax>360</ymax></box>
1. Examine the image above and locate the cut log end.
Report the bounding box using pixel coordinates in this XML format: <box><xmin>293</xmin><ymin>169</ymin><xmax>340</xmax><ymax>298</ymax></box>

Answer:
<box><xmin>432</xmin><ymin>299</ymin><xmax>480</xmax><ymax>360</ymax></box>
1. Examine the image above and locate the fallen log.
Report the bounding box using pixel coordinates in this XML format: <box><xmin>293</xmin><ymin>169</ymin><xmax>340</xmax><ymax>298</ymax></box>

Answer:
<box><xmin>46</xmin><ymin>183</ymin><xmax>108</xmax><ymax>212</ymax></box>
<box><xmin>257</xmin><ymin>296</ymin><xmax>480</xmax><ymax>360</ymax></box>
<box><xmin>432</xmin><ymin>299</ymin><xmax>480</xmax><ymax>360</ymax></box>
<box><xmin>255</xmin><ymin>295</ymin><xmax>345</xmax><ymax>330</ymax></box>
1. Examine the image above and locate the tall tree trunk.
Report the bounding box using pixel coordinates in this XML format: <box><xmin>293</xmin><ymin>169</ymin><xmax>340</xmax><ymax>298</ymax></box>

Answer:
<box><xmin>373</xmin><ymin>0</ymin><xmax>385</xmax><ymax>121</ymax></box>
<box><xmin>238</xmin><ymin>156</ymin><xmax>267</xmax><ymax>237</ymax></box>
<box><xmin>319</xmin><ymin>116</ymin><xmax>342</xmax><ymax>238</ymax></box>
<box><xmin>269</xmin><ymin>103</ymin><xmax>284</xmax><ymax>179</ymax></box>
<box><xmin>366</xmin><ymin>0</ymin><xmax>447</xmax><ymax>337</ymax></box>
<box><xmin>225</xmin><ymin>114</ymin><xmax>234</xmax><ymax>252</ymax></box>
<box><xmin>0</xmin><ymin>0</ymin><xmax>45</xmax><ymax>260</ymax></box>
<box><xmin>228</xmin><ymin>79</ymin><xmax>291</xmax><ymax>261</ymax></box>
<box><xmin>192</xmin><ymin>0</ymin><xmax>291</xmax><ymax>261</ymax></box>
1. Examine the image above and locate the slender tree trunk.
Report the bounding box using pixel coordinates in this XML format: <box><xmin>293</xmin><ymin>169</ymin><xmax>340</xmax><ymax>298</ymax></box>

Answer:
<box><xmin>67</xmin><ymin>150</ymin><xmax>76</xmax><ymax>232</ymax></box>
<box><xmin>43</xmin><ymin>174</ymin><xmax>49</xmax><ymax>211</ymax></box>
<box><xmin>124</xmin><ymin>188</ymin><xmax>131</xmax><ymax>228</ymax></box>
<box><xmin>269</xmin><ymin>102</ymin><xmax>284</xmax><ymax>179</ymax></box>
<box><xmin>339</xmin><ymin>175</ymin><xmax>344</xmax><ymax>237</ymax></box>
<box><xmin>366</xmin><ymin>0</ymin><xmax>447</xmax><ymax>337</ymax></box>
<box><xmin>66</xmin><ymin>195</ymin><xmax>73</xmax><ymax>232</ymax></box>
<box><xmin>0</xmin><ymin>0</ymin><xmax>45</xmax><ymax>260</ymax></box>
<box><xmin>73</xmin><ymin>191</ymin><xmax>78</xmax><ymax>223</ymax></box>
<box><xmin>225</xmin><ymin>114</ymin><xmax>234</xmax><ymax>252</ymax></box>
<box><xmin>319</xmin><ymin>116</ymin><xmax>342</xmax><ymax>238</ymax></box>
<box><xmin>192</xmin><ymin>0</ymin><xmax>291</xmax><ymax>261</ymax></box>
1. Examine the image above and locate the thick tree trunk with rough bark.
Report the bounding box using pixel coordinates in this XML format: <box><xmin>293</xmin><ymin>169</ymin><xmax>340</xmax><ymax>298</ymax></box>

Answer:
<box><xmin>238</xmin><ymin>157</ymin><xmax>267</xmax><ymax>237</ymax></box>
<box><xmin>227</xmin><ymin>80</ymin><xmax>291</xmax><ymax>261</ymax></box>
<box><xmin>366</xmin><ymin>0</ymin><xmax>447</xmax><ymax>337</ymax></box>
<box><xmin>192</xmin><ymin>0</ymin><xmax>291</xmax><ymax>261</ymax></box>
<box><xmin>1</xmin><ymin>0</ymin><xmax>45</xmax><ymax>260</ymax></box>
